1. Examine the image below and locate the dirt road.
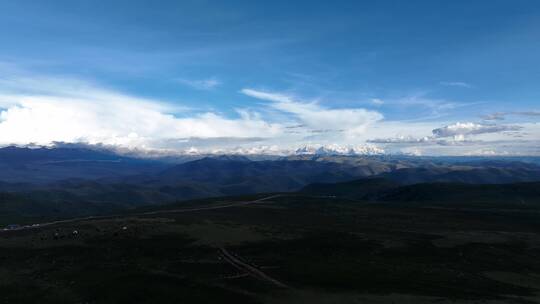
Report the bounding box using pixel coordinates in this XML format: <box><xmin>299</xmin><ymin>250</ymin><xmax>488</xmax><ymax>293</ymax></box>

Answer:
<box><xmin>219</xmin><ymin>247</ymin><xmax>289</xmax><ymax>288</ymax></box>
<box><xmin>1</xmin><ymin>194</ymin><xmax>282</xmax><ymax>232</ymax></box>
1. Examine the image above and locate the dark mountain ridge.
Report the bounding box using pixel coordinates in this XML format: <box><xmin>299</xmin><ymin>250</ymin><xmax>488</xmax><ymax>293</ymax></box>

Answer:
<box><xmin>0</xmin><ymin>146</ymin><xmax>167</xmax><ymax>184</ymax></box>
<box><xmin>376</xmin><ymin>166</ymin><xmax>540</xmax><ymax>184</ymax></box>
<box><xmin>0</xmin><ymin>145</ymin><xmax>124</xmax><ymax>163</ymax></box>
<box><xmin>301</xmin><ymin>178</ymin><xmax>540</xmax><ymax>208</ymax></box>
<box><xmin>2</xmin><ymin>146</ymin><xmax>540</xmax><ymax>220</ymax></box>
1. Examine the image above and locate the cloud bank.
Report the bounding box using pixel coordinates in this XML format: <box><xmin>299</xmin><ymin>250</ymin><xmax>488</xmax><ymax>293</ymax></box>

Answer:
<box><xmin>175</xmin><ymin>77</ymin><xmax>221</xmax><ymax>90</ymax></box>
<box><xmin>0</xmin><ymin>74</ymin><xmax>385</xmax><ymax>152</ymax></box>
<box><xmin>0</xmin><ymin>69</ymin><xmax>538</xmax><ymax>156</ymax></box>
<box><xmin>440</xmin><ymin>81</ymin><xmax>473</xmax><ymax>88</ymax></box>
<box><xmin>240</xmin><ymin>88</ymin><xmax>383</xmax><ymax>136</ymax></box>
<box><xmin>432</xmin><ymin>122</ymin><xmax>522</xmax><ymax>138</ymax></box>
<box><xmin>0</xmin><ymin>75</ymin><xmax>282</xmax><ymax>149</ymax></box>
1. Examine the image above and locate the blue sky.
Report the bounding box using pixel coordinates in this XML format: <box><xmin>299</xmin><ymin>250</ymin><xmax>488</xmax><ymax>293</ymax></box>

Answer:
<box><xmin>0</xmin><ymin>1</ymin><xmax>539</xmax><ymax>155</ymax></box>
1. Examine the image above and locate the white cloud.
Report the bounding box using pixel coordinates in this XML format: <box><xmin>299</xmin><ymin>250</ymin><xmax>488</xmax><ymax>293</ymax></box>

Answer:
<box><xmin>482</xmin><ymin>112</ymin><xmax>506</xmax><ymax>121</ymax></box>
<box><xmin>362</xmin><ymin>121</ymin><xmax>540</xmax><ymax>156</ymax></box>
<box><xmin>241</xmin><ymin>88</ymin><xmax>383</xmax><ymax>136</ymax></box>
<box><xmin>368</xmin><ymin>135</ymin><xmax>434</xmax><ymax>144</ymax></box>
<box><xmin>0</xmin><ymin>75</ymin><xmax>281</xmax><ymax>149</ymax></box>
<box><xmin>432</xmin><ymin>122</ymin><xmax>522</xmax><ymax>138</ymax></box>
<box><xmin>481</xmin><ymin>111</ymin><xmax>540</xmax><ymax>121</ymax></box>
<box><xmin>241</xmin><ymin>88</ymin><xmax>294</xmax><ymax>103</ymax></box>
<box><xmin>371</xmin><ymin>98</ymin><xmax>384</xmax><ymax>106</ymax></box>
<box><xmin>175</xmin><ymin>77</ymin><xmax>221</xmax><ymax>90</ymax></box>
<box><xmin>512</xmin><ymin>111</ymin><xmax>540</xmax><ymax>117</ymax></box>
<box><xmin>0</xmin><ymin>96</ymin><xmax>282</xmax><ymax>147</ymax></box>
<box><xmin>367</xmin><ymin>134</ymin><xmax>488</xmax><ymax>146</ymax></box>
<box><xmin>0</xmin><ymin>67</ymin><xmax>538</xmax><ymax>156</ymax></box>
<box><xmin>440</xmin><ymin>81</ymin><xmax>473</xmax><ymax>88</ymax></box>
<box><xmin>463</xmin><ymin>149</ymin><xmax>503</xmax><ymax>156</ymax></box>
<box><xmin>393</xmin><ymin>93</ymin><xmax>461</xmax><ymax>118</ymax></box>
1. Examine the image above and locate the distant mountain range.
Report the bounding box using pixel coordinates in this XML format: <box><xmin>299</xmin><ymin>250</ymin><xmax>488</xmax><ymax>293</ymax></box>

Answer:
<box><xmin>0</xmin><ymin>146</ymin><xmax>167</xmax><ymax>184</ymax></box>
<box><xmin>293</xmin><ymin>144</ymin><xmax>385</xmax><ymax>156</ymax></box>
<box><xmin>1</xmin><ymin>145</ymin><xmax>540</xmax><ymax>220</ymax></box>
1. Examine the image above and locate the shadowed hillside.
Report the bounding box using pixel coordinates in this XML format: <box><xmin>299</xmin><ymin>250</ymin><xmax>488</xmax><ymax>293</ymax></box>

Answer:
<box><xmin>301</xmin><ymin>178</ymin><xmax>540</xmax><ymax>208</ymax></box>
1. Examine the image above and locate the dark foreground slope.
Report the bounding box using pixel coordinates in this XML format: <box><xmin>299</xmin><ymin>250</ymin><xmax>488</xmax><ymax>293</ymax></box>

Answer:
<box><xmin>301</xmin><ymin>178</ymin><xmax>540</xmax><ymax>207</ymax></box>
<box><xmin>1</xmin><ymin>187</ymin><xmax>540</xmax><ymax>304</ymax></box>
<box><xmin>379</xmin><ymin>182</ymin><xmax>540</xmax><ymax>207</ymax></box>
<box><xmin>376</xmin><ymin>166</ymin><xmax>540</xmax><ymax>184</ymax></box>
<box><xmin>300</xmin><ymin>177</ymin><xmax>401</xmax><ymax>200</ymax></box>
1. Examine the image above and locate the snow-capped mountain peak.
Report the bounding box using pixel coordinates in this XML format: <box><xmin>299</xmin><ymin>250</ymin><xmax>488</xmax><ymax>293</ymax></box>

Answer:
<box><xmin>294</xmin><ymin>144</ymin><xmax>384</xmax><ymax>156</ymax></box>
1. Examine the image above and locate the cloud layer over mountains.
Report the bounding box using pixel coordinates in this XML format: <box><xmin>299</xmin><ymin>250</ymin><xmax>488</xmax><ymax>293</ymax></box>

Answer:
<box><xmin>432</xmin><ymin>122</ymin><xmax>522</xmax><ymax>138</ymax></box>
<box><xmin>0</xmin><ymin>70</ymin><xmax>538</xmax><ymax>156</ymax></box>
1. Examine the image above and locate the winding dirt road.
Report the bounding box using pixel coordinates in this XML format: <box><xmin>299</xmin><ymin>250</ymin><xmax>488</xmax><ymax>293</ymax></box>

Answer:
<box><xmin>219</xmin><ymin>247</ymin><xmax>289</xmax><ymax>288</ymax></box>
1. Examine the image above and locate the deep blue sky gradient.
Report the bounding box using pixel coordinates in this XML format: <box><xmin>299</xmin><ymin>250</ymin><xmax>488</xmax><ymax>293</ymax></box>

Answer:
<box><xmin>1</xmin><ymin>1</ymin><xmax>539</xmax><ymax>119</ymax></box>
